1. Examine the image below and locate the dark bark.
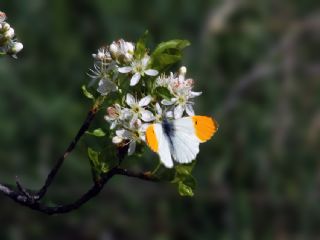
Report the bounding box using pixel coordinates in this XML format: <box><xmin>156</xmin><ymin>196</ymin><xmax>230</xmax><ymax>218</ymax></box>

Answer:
<box><xmin>0</xmin><ymin>105</ymin><xmax>159</xmax><ymax>215</ymax></box>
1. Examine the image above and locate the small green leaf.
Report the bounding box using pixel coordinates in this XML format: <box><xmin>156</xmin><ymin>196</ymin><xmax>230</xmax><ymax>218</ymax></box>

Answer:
<box><xmin>82</xmin><ymin>85</ymin><xmax>94</xmax><ymax>100</ymax></box>
<box><xmin>153</xmin><ymin>164</ymin><xmax>176</xmax><ymax>182</ymax></box>
<box><xmin>174</xmin><ymin>162</ymin><xmax>196</xmax><ymax>197</ymax></box>
<box><xmin>134</xmin><ymin>30</ymin><xmax>149</xmax><ymax>59</ymax></box>
<box><xmin>152</xmin><ymin>39</ymin><xmax>190</xmax><ymax>57</ymax></box>
<box><xmin>100</xmin><ymin>162</ymin><xmax>109</xmax><ymax>173</ymax></box>
<box><xmin>175</xmin><ymin>161</ymin><xmax>196</xmax><ymax>176</ymax></box>
<box><xmin>86</xmin><ymin>128</ymin><xmax>106</xmax><ymax>137</ymax></box>
<box><xmin>178</xmin><ymin>181</ymin><xmax>194</xmax><ymax>197</ymax></box>
<box><xmin>157</xmin><ymin>53</ymin><xmax>182</xmax><ymax>66</ymax></box>
<box><xmin>154</xmin><ymin>86</ymin><xmax>174</xmax><ymax>100</ymax></box>
<box><xmin>88</xmin><ymin>147</ymin><xmax>100</xmax><ymax>168</ymax></box>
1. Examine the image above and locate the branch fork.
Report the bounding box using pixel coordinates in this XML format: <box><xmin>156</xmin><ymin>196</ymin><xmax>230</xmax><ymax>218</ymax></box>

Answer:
<box><xmin>0</xmin><ymin>103</ymin><xmax>158</xmax><ymax>215</ymax></box>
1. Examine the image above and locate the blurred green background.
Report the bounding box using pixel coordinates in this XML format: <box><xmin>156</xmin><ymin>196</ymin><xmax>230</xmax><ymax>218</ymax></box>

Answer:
<box><xmin>0</xmin><ymin>0</ymin><xmax>320</xmax><ymax>239</ymax></box>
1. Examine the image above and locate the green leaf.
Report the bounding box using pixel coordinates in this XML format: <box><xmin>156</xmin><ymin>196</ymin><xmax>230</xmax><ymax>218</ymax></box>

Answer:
<box><xmin>134</xmin><ymin>30</ymin><xmax>149</xmax><ymax>59</ymax></box>
<box><xmin>157</xmin><ymin>53</ymin><xmax>182</xmax><ymax>66</ymax></box>
<box><xmin>82</xmin><ymin>85</ymin><xmax>94</xmax><ymax>100</ymax></box>
<box><xmin>154</xmin><ymin>86</ymin><xmax>174</xmax><ymax>100</ymax></box>
<box><xmin>88</xmin><ymin>147</ymin><xmax>100</xmax><ymax>168</ymax></box>
<box><xmin>178</xmin><ymin>181</ymin><xmax>194</xmax><ymax>197</ymax></box>
<box><xmin>153</xmin><ymin>164</ymin><xmax>176</xmax><ymax>182</ymax></box>
<box><xmin>100</xmin><ymin>162</ymin><xmax>109</xmax><ymax>173</ymax></box>
<box><xmin>175</xmin><ymin>161</ymin><xmax>196</xmax><ymax>176</ymax></box>
<box><xmin>174</xmin><ymin>162</ymin><xmax>196</xmax><ymax>197</ymax></box>
<box><xmin>86</xmin><ymin>128</ymin><xmax>106</xmax><ymax>137</ymax></box>
<box><xmin>152</xmin><ymin>39</ymin><xmax>190</xmax><ymax>57</ymax></box>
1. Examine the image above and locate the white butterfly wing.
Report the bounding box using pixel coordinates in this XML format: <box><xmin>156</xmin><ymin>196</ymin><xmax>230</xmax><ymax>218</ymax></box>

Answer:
<box><xmin>171</xmin><ymin>117</ymin><xmax>200</xmax><ymax>164</ymax></box>
<box><xmin>153</xmin><ymin>124</ymin><xmax>174</xmax><ymax>168</ymax></box>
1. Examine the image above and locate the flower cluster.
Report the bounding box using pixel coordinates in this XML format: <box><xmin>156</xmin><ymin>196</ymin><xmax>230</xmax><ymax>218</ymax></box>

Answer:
<box><xmin>0</xmin><ymin>11</ymin><xmax>23</xmax><ymax>57</ymax></box>
<box><xmin>88</xmin><ymin>38</ymin><xmax>201</xmax><ymax>156</ymax></box>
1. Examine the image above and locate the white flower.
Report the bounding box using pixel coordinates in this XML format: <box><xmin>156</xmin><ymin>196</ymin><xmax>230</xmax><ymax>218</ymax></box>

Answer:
<box><xmin>156</xmin><ymin>72</ymin><xmax>175</xmax><ymax>88</ymax></box>
<box><xmin>4</xmin><ymin>27</ymin><xmax>14</xmax><ymax>39</ymax></box>
<box><xmin>126</xmin><ymin>93</ymin><xmax>155</xmax><ymax>122</ymax></box>
<box><xmin>88</xmin><ymin>61</ymin><xmax>117</xmax><ymax>88</ymax></box>
<box><xmin>158</xmin><ymin>67</ymin><xmax>202</xmax><ymax>119</ymax></box>
<box><xmin>92</xmin><ymin>46</ymin><xmax>112</xmax><ymax>63</ymax></box>
<box><xmin>110</xmin><ymin>39</ymin><xmax>135</xmax><ymax>63</ymax></box>
<box><xmin>161</xmin><ymin>90</ymin><xmax>194</xmax><ymax>119</ymax></box>
<box><xmin>118</xmin><ymin>54</ymin><xmax>159</xmax><ymax>86</ymax></box>
<box><xmin>105</xmin><ymin>104</ymin><xmax>130</xmax><ymax>129</ymax></box>
<box><xmin>112</xmin><ymin>119</ymin><xmax>149</xmax><ymax>155</ymax></box>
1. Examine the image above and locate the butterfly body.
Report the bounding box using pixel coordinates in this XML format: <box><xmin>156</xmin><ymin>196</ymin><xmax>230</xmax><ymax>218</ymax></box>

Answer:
<box><xmin>146</xmin><ymin>116</ymin><xmax>218</xmax><ymax>168</ymax></box>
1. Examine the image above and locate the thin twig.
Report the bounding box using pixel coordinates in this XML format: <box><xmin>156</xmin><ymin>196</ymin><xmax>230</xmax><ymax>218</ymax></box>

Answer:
<box><xmin>0</xmin><ymin>167</ymin><xmax>158</xmax><ymax>215</ymax></box>
<box><xmin>36</xmin><ymin>106</ymin><xmax>98</xmax><ymax>200</ymax></box>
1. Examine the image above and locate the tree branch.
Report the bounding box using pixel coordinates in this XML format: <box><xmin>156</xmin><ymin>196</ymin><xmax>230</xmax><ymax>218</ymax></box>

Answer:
<box><xmin>0</xmin><ymin>167</ymin><xmax>158</xmax><ymax>215</ymax></box>
<box><xmin>35</xmin><ymin>106</ymin><xmax>98</xmax><ymax>200</ymax></box>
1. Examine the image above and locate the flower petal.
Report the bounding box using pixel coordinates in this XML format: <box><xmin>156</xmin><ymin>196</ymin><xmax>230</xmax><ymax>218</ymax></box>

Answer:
<box><xmin>155</xmin><ymin>103</ymin><xmax>162</xmax><ymax>115</ymax></box>
<box><xmin>112</xmin><ymin>136</ymin><xmax>123</xmax><ymax>144</ymax></box>
<box><xmin>116</xmin><ymin>129</ymin><xmax>131</xmax><ymax>139</ymax></box>
<box><xmin>145</xmin><ymin>69</ymin><xmax>159</xmax><ymax>76</ymax></box>
<box><xmin>166</xmin><ymin>110</ymin><xmax>174</xmax><ymax>119</ymax></box>
<box><xmin>186</xmin><ymin>104</ymin><xmax>195</xmax><ymax>116</ymax></box>
<box><xmin>126</xmin><ymin>93</ymin><xmax>136</xmax><ymax>106</ymax></box>
<box><xmin>141</xmin><ymin>55</ymin><xmax>150</xmax><ymax>67</ymax></box>
<box><xmin>174</xmin><ymin>105</ymin><xmax>185</xmax><ymax>119</ymax></box>
<box><xmin>139</xmin><ymin>95</ymin><xmax>152</xmax><ymax>107</ymax></box>
<box><xmin>161</xmin><ymin>98</ymin><xmax>175</xmax><ymax>105</ymax></box>
<box><xmin>118</xmin><ymin>66</ymin><xmax>132</xmax><ymax>73</ymax></box>
<box><xmin>110</xmin><ymin>121</ymin><xmax>117</xmax><ymax>129</ymax></box>
<box><xmin>128</xmin><ymin>141</ymin><xmax>136</xmax><ymax>156</ymax></box>
<box><xmin>189</xmin><ymin>91</ymin><xmax>202</xmax><ymax>98</ymax></box>
<box><xmin>141</xmin><ymin>110</ymin><xmax>155</xmax><ymax>122</ymax></box>
<box><xmin>130</xmin><ymin>73</ymin><xmax>141</xmax><ymax>86</ymax></box>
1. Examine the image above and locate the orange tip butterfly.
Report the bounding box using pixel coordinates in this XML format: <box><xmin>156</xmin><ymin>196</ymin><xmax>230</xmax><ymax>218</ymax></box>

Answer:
<box><xmin>146</xmin><ymin>116</ymin><xmax>218</xmax><ymax>168</ymax></box>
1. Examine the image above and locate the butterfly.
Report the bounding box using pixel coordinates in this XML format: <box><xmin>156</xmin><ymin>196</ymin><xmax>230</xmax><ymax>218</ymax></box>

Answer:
<box><xmin>145</xmin><ymin>116</ymin><xmax>218</xmax><ymax>168</ymax></box>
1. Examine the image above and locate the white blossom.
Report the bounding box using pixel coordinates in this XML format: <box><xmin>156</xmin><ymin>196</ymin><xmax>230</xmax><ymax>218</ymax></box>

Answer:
<box><xmin>110</xmin><ymin>39</ymin><xmax>135</xmax><ymax>63</ymax></box>
<box><xmin>105</xmin><ymin>104</ymin><xmax>131</xmax><ymax>129</ymax></box>
<box><xmin>92</xmin><ymin>46</ymin><xmax>112</xmax><ymax>63</ymax></box>
<box><xmin>112</xmin><ymin>119</ymin><xmax>149</xmax><ymax>155</ymax></box>
<box><xmin>158</xmin><ymin>67</ymin><xmax>202</xmax><ymax>119</ymax></box>
<box><xmin>118</xmin><ymin>54</ymin><xmax>158</xmax><ymax>86</ymax></box>
<box><xmin>126</xmin><ymin>93</ymin><xmax>155</xmax><ymax>122</ymax></box>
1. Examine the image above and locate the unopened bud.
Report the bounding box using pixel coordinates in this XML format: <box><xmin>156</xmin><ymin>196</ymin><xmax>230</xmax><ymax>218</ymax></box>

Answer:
<box><xmin>109</xmin><ymin>42</ymin><xmax>119</xmax><ymax>57</ymax></box>
<box><xmin>2</xmin><ymin>22</ymin><xmax>10</xmax><ymax>31</ymax></box>
<box><xmin>11</xmin><ymin>42</ymin><xmax>23</xmax><ymax>53</ymax></box>
<box><xmin>179</xmin><ymin>66</ymin><xmax>187</xmax><ymax>76</ymax></box>
<box><xmin>0</xmin><ymin>11</ymin><xmax>6</xmax><ymax>23</ymax></box>
<box><xmin>4</xmin><ymin>27</ymin><xmax>14</xmax><ymax>38</ymax></box>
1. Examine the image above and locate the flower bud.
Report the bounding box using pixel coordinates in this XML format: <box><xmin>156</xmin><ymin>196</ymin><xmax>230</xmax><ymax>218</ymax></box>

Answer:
<box><xmin>2</xmin><ymin>23</ymin><xmax>10</xmax><ymax>31</ymax></box>
<box><xmin>11</xmin><ymin>42</ymin><xmax>23</xmax><ymax>54</ymax></box>
<box><xmin>112</xmin><ymin>136</ymin><xmax>123</xmax><ymax>144</ymax></box>
<box><xmin>4</xmin><ymin>27</ymin><xmax>14</xmax><ymax>39</ymax></box>
<box><xmin>0</xmin><ymin>11</ymin><xmax>6</xmax><ymax>23</ymax></box>
<box><xmin>109</xmin><ymin>42</ymin><xmax>119</xmax><ymax>58</ymax></box>
<box><xmin>179</xmin><ymin>66</ymin><xmax>187</xmax><ymax>76</ymax></box>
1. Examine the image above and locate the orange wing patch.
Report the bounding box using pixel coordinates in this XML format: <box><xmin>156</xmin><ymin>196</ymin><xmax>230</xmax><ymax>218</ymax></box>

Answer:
<box><xmin>192</xmin><ymin>116</ymin><xmax>218</xmax><ymax>142</ymax></box>
<box><xmin>146</xmin><ymin>124</ymin><xmax>159</xmax><ymax>152</ymax></box>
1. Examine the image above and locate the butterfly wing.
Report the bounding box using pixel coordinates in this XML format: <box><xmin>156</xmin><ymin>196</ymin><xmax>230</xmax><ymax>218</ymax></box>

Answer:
<box><xmin>146</xmin><ymin>116</ymin><xmax>218</xmax><ymax>167</ymax></box>
<box><xmin>191</xmin><ymin>116</ymin><xmax>218</xmax><ymax>142</ymax></box>
<box><xmin>172</xmin><ymin>116</ymin><xmax>218</xmax><ymax>164</ymax></box>
<box><xmin>171</xmin><ymin>117</ymin><xmax>200</xmax><ymax>164</ymax></box>
<box><xmin>146</xmin><ymin>123</ymin><xmax>173</xmax><ymax>168</ymax></box>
